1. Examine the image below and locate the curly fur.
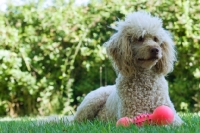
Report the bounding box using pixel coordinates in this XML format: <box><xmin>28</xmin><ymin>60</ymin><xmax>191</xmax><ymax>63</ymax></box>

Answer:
<box><xmin>74</xmin><ymin>11</ymin><xmax>183</xmax><ymax>126</ymax></box>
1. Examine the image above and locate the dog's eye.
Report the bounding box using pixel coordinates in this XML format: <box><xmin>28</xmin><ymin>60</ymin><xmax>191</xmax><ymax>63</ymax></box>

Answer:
<box><xmin>154</xmin><ymin>36</ymin><xmax>158</xmax><ymax>42</ymax></box>
<box><xmin>138</xmin><ymin>36</ymin><xmax>144</xmax><ymax>42</ymax></box>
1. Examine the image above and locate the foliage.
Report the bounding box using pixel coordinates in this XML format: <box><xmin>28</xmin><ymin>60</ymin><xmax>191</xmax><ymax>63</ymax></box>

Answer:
<box><xmin>154</xmin><ymin>0</ymin><xmax>200</xmax><ymax>112</ymax></box>
<box><xmin>0</xmin><ymin>0</ymin><xmax>199</xmax><ymax>116</ymax></box>
<box><xmin>0</xmin><ymin>0</ymin><xmax>117</xmax><ymax>116</ymax></box>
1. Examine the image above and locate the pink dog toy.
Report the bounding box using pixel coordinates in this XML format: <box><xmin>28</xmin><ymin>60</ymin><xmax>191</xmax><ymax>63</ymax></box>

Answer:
<box><xmin>116</xmin><ymin>105</ymin><xmax>174</xmax><ymax>127</ymax></box>
<box><xmin>116</xmin><ymin>117</ymin><xmax>132</xmax><ymax>127</ymax></box>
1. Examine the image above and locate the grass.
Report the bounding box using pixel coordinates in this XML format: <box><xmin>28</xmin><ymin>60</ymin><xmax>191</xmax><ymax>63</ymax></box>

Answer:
<box><xmin>0</xmin><ymin>113</ymin><xmax>200</xmax><ymax>133</ymax></box>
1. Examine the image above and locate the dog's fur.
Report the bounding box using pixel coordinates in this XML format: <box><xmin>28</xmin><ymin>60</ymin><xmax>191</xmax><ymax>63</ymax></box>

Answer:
<box><xmin>74</xmin><ymin>11</ymin><xmax>183</xmax><ymax>125</ymax></box>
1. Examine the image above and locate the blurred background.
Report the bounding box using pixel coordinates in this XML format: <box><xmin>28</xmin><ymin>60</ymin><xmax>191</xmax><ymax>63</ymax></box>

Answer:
<box><xmin>0</xmin><ymin>0</ymin><xmax>199</xmax><ymax>117</ymax></box>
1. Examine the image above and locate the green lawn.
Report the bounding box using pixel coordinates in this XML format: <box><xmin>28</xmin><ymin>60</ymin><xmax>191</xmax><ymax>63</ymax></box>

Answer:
<box><xmin>0</xmin><ymin>113</ymin><xmax>200</xmax><ymax>133</ymax></box>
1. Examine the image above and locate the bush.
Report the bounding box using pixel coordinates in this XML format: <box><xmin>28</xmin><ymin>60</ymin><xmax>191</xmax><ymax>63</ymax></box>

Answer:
<box><xmin>0</xmin><ymin>0</ymin><xmax>199</xmax><ymax>116</ymax></box>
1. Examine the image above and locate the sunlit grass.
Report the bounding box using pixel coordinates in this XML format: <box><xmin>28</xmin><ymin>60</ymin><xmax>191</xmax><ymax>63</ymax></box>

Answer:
<box><xmin>0</xmin><ymin>113</ymin><xmax>200</xmax><ymax>133</ymax></box>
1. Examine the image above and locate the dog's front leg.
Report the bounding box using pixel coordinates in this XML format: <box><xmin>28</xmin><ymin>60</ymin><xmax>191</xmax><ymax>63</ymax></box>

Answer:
<box><xmin>117</xmin><ymin>99</ymin><xmax>138</xmax><ymax>119</ymax></box>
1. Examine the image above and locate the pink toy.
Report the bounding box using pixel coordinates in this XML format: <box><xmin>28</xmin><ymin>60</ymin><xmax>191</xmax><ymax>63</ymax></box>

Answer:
<box><xmin>131</xmin><ymin>113</ymin><xmax>152</xmax><ymax>126</ymax></box>
<box><xmin>116</xmin><ymin>117</ymin><xmax>132</xmax><ymax>127</ymax></box>
<box><xmin>116</xmin><ymin>105</ymin><xmax>174</xmax><ymax>127</ymax></box>
<box><xmin>151</xmin><ymin>105</ymin><xmax>174</xmax><ymax>125</ymax></box>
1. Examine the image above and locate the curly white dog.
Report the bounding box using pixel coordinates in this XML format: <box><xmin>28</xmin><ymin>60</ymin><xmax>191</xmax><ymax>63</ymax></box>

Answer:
<box><xmin>74</xmin><ymin>11</ymin><xmax>183</xmax><ymax>126</ymax></box>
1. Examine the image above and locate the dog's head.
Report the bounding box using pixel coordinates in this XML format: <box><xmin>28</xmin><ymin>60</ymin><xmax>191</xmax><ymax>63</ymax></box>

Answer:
<box><xmin>104</xmin><ymin>11</ymin><xmax>176</xmax><ymax>76</ymax></box>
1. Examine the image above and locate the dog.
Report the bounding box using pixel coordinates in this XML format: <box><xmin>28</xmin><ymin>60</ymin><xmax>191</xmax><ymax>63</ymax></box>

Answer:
<box><xmin>74</xmin><ymin>11</ymin><xmax>183</xmax><ymax>126</ymax></box>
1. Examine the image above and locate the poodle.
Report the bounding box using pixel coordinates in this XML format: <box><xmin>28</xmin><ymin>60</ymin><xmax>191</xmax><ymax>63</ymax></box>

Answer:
<box><xmin>74</xmin><ymin>11</ymin><xmax>183</xmax><ymax>126</ymax></box>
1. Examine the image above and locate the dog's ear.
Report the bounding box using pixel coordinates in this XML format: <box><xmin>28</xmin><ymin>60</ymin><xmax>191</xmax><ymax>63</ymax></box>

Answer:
<box><xmin>155</xmin><ymin>31</ymin><xmax>177</xmax><ymax>75</ymax></box>
<box><xmin>104</xmin><ymin>33</ymin><xmax>136</xmax><ymax>76</ymax></box>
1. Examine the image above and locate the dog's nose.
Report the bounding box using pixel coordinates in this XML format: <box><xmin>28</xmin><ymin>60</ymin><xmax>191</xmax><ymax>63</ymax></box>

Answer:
<box><xmin>151</xmin><ymin>48</ymin><xmax>159</xmax><ymax>55</ymax></box>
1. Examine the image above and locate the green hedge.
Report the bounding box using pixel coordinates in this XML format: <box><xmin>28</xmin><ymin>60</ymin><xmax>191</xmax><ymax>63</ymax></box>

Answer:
<box><xmin>0</xmin><ymin>0</ymin><xmax>199</xmax><ymax>116</ymax></box>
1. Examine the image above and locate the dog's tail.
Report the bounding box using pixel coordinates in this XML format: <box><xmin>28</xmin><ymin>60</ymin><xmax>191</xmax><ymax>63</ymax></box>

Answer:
<box><xmin>35</xmin><ymin>115</ymin><xmax>74</xmax><ymax>126</ymax></box>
